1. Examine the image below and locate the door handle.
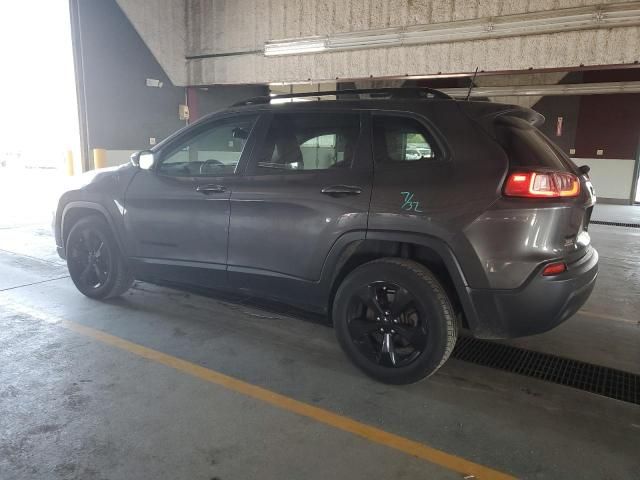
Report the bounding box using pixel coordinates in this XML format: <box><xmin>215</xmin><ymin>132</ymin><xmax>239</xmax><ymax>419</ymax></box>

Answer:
<box><xmin>321</xmin><ymin>185</ymin><xmax>363</xmax><ymax>197</ymax></box>
<box><xmin>196</xmin><ymin>184</ymin><xmax>227</xmax><ymax>194</ymax></box>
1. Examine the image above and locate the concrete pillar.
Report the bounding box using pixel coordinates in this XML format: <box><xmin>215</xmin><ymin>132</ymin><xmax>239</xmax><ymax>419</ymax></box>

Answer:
<box><xmin>93</xmin><ymin>148</ymin><xmax>107</xmax><ymax>169</ymax></box>
<box><xmin>65</xmin><ymin>150</ymin><xmax>75</xmax><ymax>176</ymax></box>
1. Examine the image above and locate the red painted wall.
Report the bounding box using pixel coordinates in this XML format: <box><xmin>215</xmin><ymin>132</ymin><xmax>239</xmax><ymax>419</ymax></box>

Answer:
<box><xmin>574</xmin><ymin>70</ymin><xmax>640</xmax><ymax>159</ymax></box>
<box><xmin>574</xmin><ymin>93</ymin><xmax>640</xmax><ymax>159</ymax></box>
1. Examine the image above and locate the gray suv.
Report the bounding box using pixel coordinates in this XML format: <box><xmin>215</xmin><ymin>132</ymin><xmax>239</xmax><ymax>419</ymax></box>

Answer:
<box><xmin>54</xmin><ymin>88</ymin><xmax>598</xmax><ymax>384</ymax></box>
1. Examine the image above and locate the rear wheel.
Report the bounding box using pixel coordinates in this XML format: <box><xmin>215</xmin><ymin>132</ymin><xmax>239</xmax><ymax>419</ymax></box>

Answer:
<box><xmin>333</xmin><ymin>258</ymin><xmax>457</xmax><ymax>384</ymax></box>
<box><xmin>66</xmin><ymin>215</ymin><xmax>133</xmax><ymax>299</ymax></box>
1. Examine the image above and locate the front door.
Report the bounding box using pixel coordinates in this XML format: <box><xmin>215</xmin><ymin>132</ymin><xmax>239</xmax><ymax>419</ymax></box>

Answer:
<box><xmin>227</xmin><ymin>111</ymin><xmax>372</xmax><ymax>307</ymax></box>
<box><xmin>124</xmin><ymin>114</ymin><xmax>260</xmax><ymax>287</ymax></box>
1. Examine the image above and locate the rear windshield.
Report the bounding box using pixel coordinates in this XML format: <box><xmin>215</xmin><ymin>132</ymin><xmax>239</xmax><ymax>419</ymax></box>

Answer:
<box><xmin>495</xmin><ymin>116</ymin><xmax>576</xmax><ymax>173</ymax></box>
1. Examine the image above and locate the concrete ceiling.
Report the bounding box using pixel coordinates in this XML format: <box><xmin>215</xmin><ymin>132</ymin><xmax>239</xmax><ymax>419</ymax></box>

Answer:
<box><xmin>118</xmin><ymin>0</ymin><xmax>640</xmax><ymax>86</ymax></box>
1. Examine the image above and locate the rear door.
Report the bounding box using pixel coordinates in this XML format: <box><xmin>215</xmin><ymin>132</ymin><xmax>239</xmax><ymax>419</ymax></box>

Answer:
<box><xmin>227</xmin><ymin>110</ymin><xmax>372</xmax><ymax>306</ymax></box>
<box><xmin>367</xmin><ymin>112</ymin><xmax>453</xmax><ymax>234</ymax></box>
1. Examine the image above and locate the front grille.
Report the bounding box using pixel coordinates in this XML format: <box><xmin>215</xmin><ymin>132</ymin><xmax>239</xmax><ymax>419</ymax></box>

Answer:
<box><xmin>590</xmin><ymin>220</ymin><xmax>640</xmax><ymax>229</ymax></box>
<box><xmin>452</xmin><ymin>336</ymin><xmax>639</xmax><ymax>405</ymax></box>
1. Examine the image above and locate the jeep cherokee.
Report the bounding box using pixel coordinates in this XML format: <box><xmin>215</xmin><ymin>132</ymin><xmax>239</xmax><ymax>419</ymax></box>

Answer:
<box><xmin>54</xmin><ymin>88</ymin><xmax>598</xmax><ymax>384</ymax></box>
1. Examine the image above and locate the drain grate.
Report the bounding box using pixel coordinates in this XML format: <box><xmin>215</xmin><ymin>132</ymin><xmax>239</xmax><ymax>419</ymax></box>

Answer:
<box><xmin>452</xmin><ymin>336</ymin><xmax>639</xmax><ymax>405</ymax></box>
<box><xmin>590</xmin><ymin>220</ymin><xmax>640</xmax><ymax>228</ymax></box>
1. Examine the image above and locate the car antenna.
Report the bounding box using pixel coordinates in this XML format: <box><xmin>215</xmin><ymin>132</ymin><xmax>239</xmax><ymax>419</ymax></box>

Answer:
<box><xmin>465</xmin><ymin>67</ymin><xmax>479</xmax><ymax>101</ymax></box>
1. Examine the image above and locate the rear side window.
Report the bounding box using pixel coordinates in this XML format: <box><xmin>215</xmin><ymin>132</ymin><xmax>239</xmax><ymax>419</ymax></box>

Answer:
<box><xmin>496</xmin><ymin>117</ymin><xmax>574</xmax><ymax>172</ymax></box>
<box><xmin>373</xmin><ymin>115</ymin><xmax>440</xmax><ymax>164</ymax></box>
<box><xmin>252</xmin><ymin>112</ymin><xmax>360</xmax><ymax>173</ymax></box>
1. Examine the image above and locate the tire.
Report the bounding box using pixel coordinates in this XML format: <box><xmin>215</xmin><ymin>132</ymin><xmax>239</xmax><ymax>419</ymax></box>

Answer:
<box><xmin>333</xmin><ymin>258</ymin><xmax>458</xmax><ymax>384</ymax></box>
<box><xmin>65</xmin><ymin>215</ymin><xmax>133</xmax><ymax>300</ymax></box>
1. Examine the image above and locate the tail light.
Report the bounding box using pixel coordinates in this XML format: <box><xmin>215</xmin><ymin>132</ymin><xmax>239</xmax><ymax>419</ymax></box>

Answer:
<box><xmin>504</xmin><ymin>171</ymin><xmax>580</xmax><ymax>198</ymax></box>
<box><xmin>542</xmin><ymin>262</ymin><xmax>567</xmax><ymax>276</ymax></box>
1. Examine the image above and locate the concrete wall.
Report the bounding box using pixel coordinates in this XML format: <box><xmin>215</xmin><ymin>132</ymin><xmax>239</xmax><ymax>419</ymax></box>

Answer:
<box><xmin>534</xmin><ymin>96</ymin><xmax>582</xmax><ymax>155</ymax></box>
<box><xmin>573</xmin><ymin>69</ymin><xmax>640</xmax><ymax>159</ymax></box>
<box><xmin>71</xmin><ymin>0</ymin><xmax>187</xmax><ymax>169</ymax></box>
<box><xmin>71</xmin><ymin>0</ymin><xmax>274</xmax><ymax>170</ymax></box>
<box><xmin>104</xmin><ymin>150</ymin><xmax>139</xmax><ymax>168</ymax></box>
<box><xmin>115</xmin><ymin>0</ymin><xmax>187</xmax><ymax>85</ymax></box>
<box><xmin>182</xmin><ymin>0</ymin><xmax>640</xmax><ymax>85</ymax></box>
<box><xmin>476</xmin><ymin>72</ymin><xmax>568</xmax><ymax>109</ymax></box>
<box><xmin>527</xmin><ymin>69</ymin><xmax>640</xmax><ymax>203</ymax></box>
<box><xmin>574</xmin><ymin>158</ymin><xmax>637</xmax><ymax>201</ymax></box>
<box><xmin>186</xmin><ymin>85</ymin><xmax>269</xmax><ymax>122</ymax></box>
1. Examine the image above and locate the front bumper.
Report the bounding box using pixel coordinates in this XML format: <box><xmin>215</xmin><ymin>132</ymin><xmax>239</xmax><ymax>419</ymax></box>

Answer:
<box><xmin>466</xmin><ymin>246</ymin><xmax>598</xmax><ymax>339</ymax></box>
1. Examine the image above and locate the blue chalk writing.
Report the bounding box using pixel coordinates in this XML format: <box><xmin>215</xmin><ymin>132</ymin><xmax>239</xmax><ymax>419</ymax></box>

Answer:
<box><xmin>400</xmin><ymin>191</ymin><xmax>423</xmax><ymax>213</ymax></box>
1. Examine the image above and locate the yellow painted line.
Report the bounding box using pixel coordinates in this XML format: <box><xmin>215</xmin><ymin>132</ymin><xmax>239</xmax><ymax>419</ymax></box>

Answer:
<box><xmin>61</xmin><ymin>320</ymin><xmax>515</xmax><ymax>480</ymax></box>
<box><xmin>578</xmin><ymin>310</ymin><xmax>638</xmax><ymax>325</ymax></box>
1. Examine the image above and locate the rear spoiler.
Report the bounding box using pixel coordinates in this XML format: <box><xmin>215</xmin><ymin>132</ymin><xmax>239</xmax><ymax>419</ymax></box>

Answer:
<box><xmin>457</xmin><ymin>102</ymin><xmax>545</xmax><ymax>127</ymax></box>
<box><xmin>493</xmin><ymin>107</ymin><xmax>544</xmax><ymax>127</ymax></box>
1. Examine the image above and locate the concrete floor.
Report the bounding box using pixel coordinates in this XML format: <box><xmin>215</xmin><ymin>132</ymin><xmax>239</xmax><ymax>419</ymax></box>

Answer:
<box><xmin>1</xmin><ymin>169</ymin><xmax>639</xmax><ymax>479</ymax></box>
<box><xmin>592</xmin><ymin>203</ymin><xmax>640</xmax><ymax>224</ymax></box>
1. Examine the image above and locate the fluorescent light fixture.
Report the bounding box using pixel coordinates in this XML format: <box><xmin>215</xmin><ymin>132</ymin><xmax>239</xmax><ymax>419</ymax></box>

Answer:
<box><xmin>403</xmin><ymin>20</ymin><xmax>486</xmax><ymax>44</ymax></box>
<box><xmin>264</xmin><ymin>3</ymin><xmax>640</xmax><ymax>56</ymax></box>
<box><xmin>600</xmin><ymin>7</ymin><xmax>640</xmax><ymax>25</ymax></box>
<box><xmin>439</xmin><ymin>81</ymin><xmax>640</xmax><ymax>98</ymax></box>
<box><xmin>264</xmin><ymin>38</ymin><xmax>326</xmax><ymax>56</ymax></box>
<box><xmin>269</xmin><ymin>97</ymin><xmax>315</xmax><ymax>104</ymax></box>
<box><xmin>328</xmin><ymin>28</ymin><xmax>401</xmax><ymax>49</ymax></box>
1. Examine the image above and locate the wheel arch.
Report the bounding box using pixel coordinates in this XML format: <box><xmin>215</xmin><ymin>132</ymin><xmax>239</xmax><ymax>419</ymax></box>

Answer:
<box><xmin>324</xmin><ymin>232</ymin><xmax>480</xmax><ymax>332</ymax></box>
<box><xmin>61</xmin><ymin>202</ymin><xmax>124</xmax><ymax>257</ymax></box>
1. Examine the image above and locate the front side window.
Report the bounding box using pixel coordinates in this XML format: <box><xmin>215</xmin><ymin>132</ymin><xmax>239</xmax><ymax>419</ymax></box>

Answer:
<box><xmin>158</xmin><ymin>115</ymin><xmax>257</xmax><ymax>177</ymax></box>
<box><xmin>252</xmin><ymin>112</ymin><xmax>360</xmax><ymax>173</ymax></box>
<box><xmin>373</xmin><ymin>115</ymin><xmax>439</xmax><ymax>164</ymax></box>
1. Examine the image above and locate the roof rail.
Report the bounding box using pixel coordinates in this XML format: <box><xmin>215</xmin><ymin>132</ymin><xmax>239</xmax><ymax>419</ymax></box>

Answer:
<box><xmin>231</xmin><ymin>87</ymin><xmax>452</xmax><ymax>107</ymax></box>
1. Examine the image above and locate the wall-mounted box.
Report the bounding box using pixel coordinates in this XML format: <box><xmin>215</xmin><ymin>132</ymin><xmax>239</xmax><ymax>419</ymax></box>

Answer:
<box><xmin>179</xmin><ymin>104</ymin><xmax>190</xmax><ymax>120</ymax></box>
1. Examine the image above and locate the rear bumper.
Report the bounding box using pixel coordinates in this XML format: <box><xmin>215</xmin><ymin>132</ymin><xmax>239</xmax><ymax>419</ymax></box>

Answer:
<box><xmin>466</xmin><ymin>246</ymin><xmax>598</xmax><ymax>339</ymax></box>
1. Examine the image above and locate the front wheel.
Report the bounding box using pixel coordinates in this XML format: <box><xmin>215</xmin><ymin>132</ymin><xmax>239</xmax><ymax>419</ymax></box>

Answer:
<box><xmin>333</xmin><ymin>258</ymin><xmax>458</xmax><ymax>384</ymax></box>
<box><xmin>66</xmin><ymin>215</ymin><xmax>133</xmax><ymax>299</ymax></box>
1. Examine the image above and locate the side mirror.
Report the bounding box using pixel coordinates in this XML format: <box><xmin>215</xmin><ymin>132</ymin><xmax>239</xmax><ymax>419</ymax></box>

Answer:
<box><xmin>131</xmin><ymin>150</ymin><xmax>155</xmax><ymax>170</ymax></box>
<box><xmin>579</xmin><ymin>165</ymin><xmax>590</xmax><ymax>176</ymax></box>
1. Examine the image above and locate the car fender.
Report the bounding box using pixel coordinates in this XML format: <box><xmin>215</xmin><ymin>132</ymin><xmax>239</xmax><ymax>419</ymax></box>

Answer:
<box><xmin>60</xmin><ymin>201</ymin><xmax>127</xmax><ymax>257</ymax></box>
<box><xmin>320</xmin><ymin>229</ymin><xmax>483</xmax><ymax>332</ymax></box>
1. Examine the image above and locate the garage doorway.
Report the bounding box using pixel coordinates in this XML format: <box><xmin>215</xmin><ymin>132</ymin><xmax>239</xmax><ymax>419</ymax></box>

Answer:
<box><xmin>631</xmin><ymin>136</ymin><xmax>640</xmax><ymax>205</ymax></box>
<box><xmin>0</xmin><ymin>2</ymin><xmax>79</xmax><ymax>230</ymax></box>
<box><xmin>635</xmin><ymin>141</ymin><xmax>640</xmax><ymax>204</ymax></box>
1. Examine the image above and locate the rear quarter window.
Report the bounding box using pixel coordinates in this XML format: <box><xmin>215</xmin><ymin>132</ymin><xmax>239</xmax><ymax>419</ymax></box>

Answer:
<box><xmin>496</xmin><ymin>116</ymin><xmax>575</xmax><ymax>172</ymax></box>
<box><xmin>372</xmin><ymin>115</ymin><xmax>441</xmax><ymax>164</ymax></box>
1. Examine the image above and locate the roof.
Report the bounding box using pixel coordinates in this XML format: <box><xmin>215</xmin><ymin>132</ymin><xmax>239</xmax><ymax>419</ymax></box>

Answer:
<box><xmin>230</xmin><ymin>87</ymin><xmax>453</xmax><ymax>107</ymax></box>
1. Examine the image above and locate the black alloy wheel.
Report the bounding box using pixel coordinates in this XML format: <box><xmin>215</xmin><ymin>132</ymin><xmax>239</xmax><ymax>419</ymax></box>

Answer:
<box><xmin>333</xmin><ymin>258</ymin><xmax>458</xmax><ymax>384</ymax></box>
<box><xmin>346</xmin><ymin>281</ymin><xmax>427</xmax><ymax>368</ymax></box>
<box><xmin>68</xmin><ymin>228</ymin><xmax>112</xmax><ymax>291</ymax></box>
<box><xmin>66</xmin><ymin>215</ymin><xmax>134</xmax><ymax>299</ymax></box>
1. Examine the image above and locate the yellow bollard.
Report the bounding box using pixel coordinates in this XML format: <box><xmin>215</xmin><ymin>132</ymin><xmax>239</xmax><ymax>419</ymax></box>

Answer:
<box><xmin>65</xmin><ymin>150</ymin><xmax>74</xmax><ymax>176</ymax></box>
<box><xmin>93</xmin><ymin>148</ymin><xmax>107</xmax><ymax>170</ymax></box>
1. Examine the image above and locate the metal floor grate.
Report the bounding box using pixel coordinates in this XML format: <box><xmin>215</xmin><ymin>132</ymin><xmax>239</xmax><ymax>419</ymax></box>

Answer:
<box><xmin>590</xmin><ymin>220</ymin><xmax>640</xmax><ymax>228</ymax></box>
<box><xmin>452</xmin><ymin>336</ymin><xmax>639</xmax><ymax>405</ymax></box>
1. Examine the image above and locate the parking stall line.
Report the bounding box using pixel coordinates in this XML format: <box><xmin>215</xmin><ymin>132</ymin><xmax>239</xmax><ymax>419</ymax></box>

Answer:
<box><xmin>1</xmin><ymin>298</ymin><xmax>515</xmax><ymax>480</ymax></box>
